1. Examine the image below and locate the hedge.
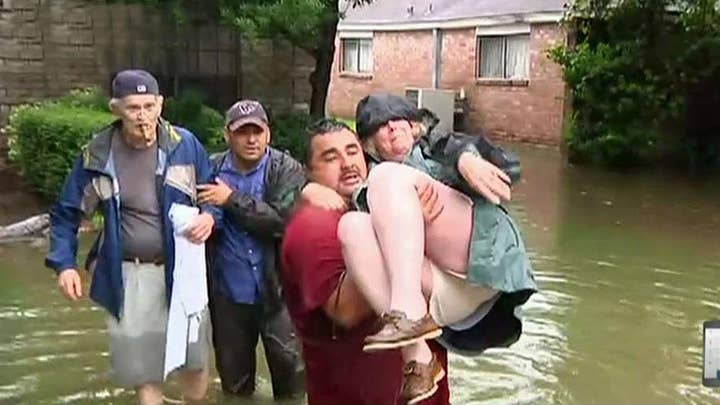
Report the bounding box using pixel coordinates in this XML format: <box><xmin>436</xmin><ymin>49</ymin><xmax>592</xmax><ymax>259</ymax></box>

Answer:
<box><xmin>550</xmin><ymin>0</ymin><xmax>720</xmax><ymax>169</ymax></box>
<box><xmin>270</xmin><ymin>111</ymin><xmax>315</xmax><ymax>161</ymax></box>
<box><xmin>162</xmin><ymin>89</ymin><xmax>225</xmax><ymax>153</ymax></box>
<box><xmin>6</xmin><ymin>104</ymin><xmax>114</xmax><ymax>199</ymax></box>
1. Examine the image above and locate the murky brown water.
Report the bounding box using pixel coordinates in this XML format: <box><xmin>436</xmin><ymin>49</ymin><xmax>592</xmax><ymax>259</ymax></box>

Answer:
<box><xmin>1</xmin><ymin>145</ymin><xmax>719</xmax><ymax>404</ymax></box>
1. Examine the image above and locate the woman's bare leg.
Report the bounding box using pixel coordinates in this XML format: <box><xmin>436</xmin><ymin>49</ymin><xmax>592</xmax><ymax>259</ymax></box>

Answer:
<box><xmin>365</xmin><ymin>163</ymin><xmax>425</xmax><ymax>320</ymax></box>
<box><xmin>337</xmin><ymin>212</ymin><xmax>433</xmax><ymax>364</ymax></box>
<box><xmin>420</xmin><ymin>180</ymin><xmax>474</xmax><ymax>275</ymax></box>
<box><xmin>365</xmin><ymin>162</ymin><xmax>474</xmax><ymax>322</ymax></box>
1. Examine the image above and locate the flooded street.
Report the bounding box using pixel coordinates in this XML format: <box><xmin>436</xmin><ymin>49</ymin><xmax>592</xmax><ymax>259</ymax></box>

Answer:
<box><xmin>1</xmin><ymin>144</ymin><xmax>719</xmax><ymax>404</ymax></box>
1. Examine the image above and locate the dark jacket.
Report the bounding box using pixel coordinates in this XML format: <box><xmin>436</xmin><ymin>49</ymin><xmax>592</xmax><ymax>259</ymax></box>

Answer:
<box><xmin>207</xmin><ymin>147</ymin><xmax>305</xmax><ymax>315</ymax></box>
<box><xmin>45</xmin><ymin>119</ymin><xmax>220</xmax><ymax>319</ymax></box>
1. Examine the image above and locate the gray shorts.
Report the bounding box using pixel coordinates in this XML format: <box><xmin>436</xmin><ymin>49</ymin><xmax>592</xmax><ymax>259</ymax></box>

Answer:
<box><xmin>106</xmin><ymin>261</ymin><xmax>211</xmax><ymax>387</ymax></box>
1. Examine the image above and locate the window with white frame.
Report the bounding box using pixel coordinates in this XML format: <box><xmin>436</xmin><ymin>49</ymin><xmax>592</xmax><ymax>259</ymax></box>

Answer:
<box><xmin>342</xmin><ymin>38</ymin><xmax>373</xmax><ymax>73</ymax></box>
<box><xmin>477</xmin><ymin>34</ymin><xmax>530</xmax><ymax>79</ymax></box>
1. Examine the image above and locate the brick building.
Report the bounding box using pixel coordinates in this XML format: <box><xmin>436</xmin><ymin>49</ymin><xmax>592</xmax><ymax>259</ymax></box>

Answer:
<box><xmin>328</xmin><ymin>0</ymin><xmax>570</xmax><ymax>145</ymax></box>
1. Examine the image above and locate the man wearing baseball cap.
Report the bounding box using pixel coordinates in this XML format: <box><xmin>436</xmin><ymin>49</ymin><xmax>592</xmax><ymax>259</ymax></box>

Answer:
<box><xmin>46</xmin><ymin>69</ymin><xmax>219</xmax><ymax>405</ymax></box>
<box><xmin>197</xmin><ymin>100</ymin><xmax>306</xmax><ymax>399</ymax></box>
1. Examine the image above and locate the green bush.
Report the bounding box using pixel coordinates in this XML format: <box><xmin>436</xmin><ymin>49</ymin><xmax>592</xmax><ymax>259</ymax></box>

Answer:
<box><xmin>6</xmin><ymin>104</ymin><xmax>114</xmax><ymax>199</ymax></box>
<box><xmin>56</xmin><ymin>87</ymin><xmax>109</xmax><ymax>112</ymax></box>
<box><xmin>270</xmin><ymin>111</ymin><xmax>315</xmax><ymax>160</ymax></box>
<box><xmin>550</xmin><ymin>42</ymin><xmax>673</xmax><ymax>166</ymax></box>
<box><xmin>163</xmin><ymin>90</ymin><xmax>225</xmax><ymax>152</ymax></box>
<box><xmin>551</xmin><ymin>0</ymin><xmax>720</xmax><ymax>168</ymax></box>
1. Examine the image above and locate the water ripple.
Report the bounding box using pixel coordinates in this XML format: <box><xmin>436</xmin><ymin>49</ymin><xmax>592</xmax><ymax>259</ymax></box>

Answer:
<box><xmin>0</xmin><ymin>374</ymin><xmax>38</xmax><ymax>401</ymax></box>
<box><xmin>54</xmin><ymin>388</ymin><xmax>127</xmax><ymax>404</ymax></box>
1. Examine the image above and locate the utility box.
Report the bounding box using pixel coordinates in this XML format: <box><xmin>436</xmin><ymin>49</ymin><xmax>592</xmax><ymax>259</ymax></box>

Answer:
<box><xmin>404</xmin><ymin>87</ymin><xmax>456</xmax><ymax>133</ymax></box>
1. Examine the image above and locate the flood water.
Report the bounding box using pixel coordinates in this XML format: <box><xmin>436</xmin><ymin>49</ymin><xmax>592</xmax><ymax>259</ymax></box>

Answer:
<box><xmin>1</xmin><ymin>144</ymin><xmax>719</xmax><ymax>405</ymax></box>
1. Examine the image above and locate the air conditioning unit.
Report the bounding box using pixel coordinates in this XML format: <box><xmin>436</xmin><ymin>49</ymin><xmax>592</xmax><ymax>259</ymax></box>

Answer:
<box><xmin>404</xmin><ymin>87</ymin><xmax>455</xmax><ymax>133</ymax></box>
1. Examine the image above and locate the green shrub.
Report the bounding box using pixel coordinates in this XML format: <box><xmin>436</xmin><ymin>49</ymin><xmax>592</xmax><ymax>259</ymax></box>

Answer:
<box><xmin>6</xmin><ymin>104</ymin><xmax>114</xmax><ymax>199</ymax></box>
<box><xmin>56</xmin><ymin>87</ymin><xmax>109</xmax><ymax>112</ymax></box>
<box><xmin>163</xmin><ymin>90</ymin><xmax>225</xmax><ymax>152</ymax></box>
<box><xmin>270</xmin><ymin>111</ymin><xmax>315</xmax><ymax>160</ymax></box>
<box><xmin>550</xmin><ymin>40</ymin><xmax>676</xmax><ymax>166</ymax></box>
<box><xmin>551</xmin><ymin>0</ymin><xmax>720</xmax><ymax>168</ymax></box>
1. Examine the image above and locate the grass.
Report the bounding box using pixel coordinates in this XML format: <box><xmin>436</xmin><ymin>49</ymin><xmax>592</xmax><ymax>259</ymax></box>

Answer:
<box><xmin>334</xmin><ymin>117</ymin><xmax>356</xmax><ymax>130</ymax></box>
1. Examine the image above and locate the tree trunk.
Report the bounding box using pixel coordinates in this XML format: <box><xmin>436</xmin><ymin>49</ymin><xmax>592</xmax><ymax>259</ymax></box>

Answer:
<box><xmin>308</xmin><ymin>10</ymin><xmax>339</xmax><ymax>118</ymax></box>
<box><xmin>0</xmin><ymin>213</ymin><xmax>49</xmax><ymax>241</ymax></box>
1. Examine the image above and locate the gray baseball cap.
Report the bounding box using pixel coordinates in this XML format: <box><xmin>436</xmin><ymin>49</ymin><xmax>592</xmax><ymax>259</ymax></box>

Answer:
<box><xmin>111</xmin><ymin>69</ymin><xmax>159</xmax><ymax>98</ymax></box>
<box><xmin>225</xmin><ymin>100</ymin><xmax>269</xmax><ymax>131</ymax></box>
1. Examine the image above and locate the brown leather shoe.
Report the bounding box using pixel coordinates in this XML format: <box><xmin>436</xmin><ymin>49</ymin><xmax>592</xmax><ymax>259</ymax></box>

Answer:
<box><xmin>400</xmin><ymin>353</ymin><xmax>445</xmax><ymax>405</ymax></box>
<box><xmin>363</xmin><ymin>310</ymin><xmax>441</xmax><ymax>352</ymax></box>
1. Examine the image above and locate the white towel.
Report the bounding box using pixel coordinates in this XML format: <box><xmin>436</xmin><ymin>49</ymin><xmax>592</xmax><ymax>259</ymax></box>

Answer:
<box><xmin>163</xmin><ymin>203</ymin><xmax>209</xmax><ymax>378</ymax></box>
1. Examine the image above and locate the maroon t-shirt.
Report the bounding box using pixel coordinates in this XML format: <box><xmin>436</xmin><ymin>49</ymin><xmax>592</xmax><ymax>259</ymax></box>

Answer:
<box><xmin>281</xmin><ymin>205</ymin><xmax>449</xmax><ymax>405</ymax></box>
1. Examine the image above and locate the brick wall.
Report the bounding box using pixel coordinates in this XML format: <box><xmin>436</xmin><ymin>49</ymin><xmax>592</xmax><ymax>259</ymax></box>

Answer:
<box><xmin>327</xmin><ymin>23</ymin><xmax>568</xmax><ymax>145</ymax></box>
<box><xmin>0</xmin><ymin>0</ymin><xmax>314</xmax><ymax>125</ymax></box>
<box><xmin>327</xmin><ymin>31</ymin><xmax>433</xmax><ymax>119</ymax></box>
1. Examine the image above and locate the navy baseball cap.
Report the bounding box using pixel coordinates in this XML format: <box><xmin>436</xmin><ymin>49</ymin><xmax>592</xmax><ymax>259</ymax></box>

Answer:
<box><xmin>111</xmin><ymin>69</ymin><xmax>160</xmax><ymax>98</ymax></box>
<box><xmin>225</xmin><ymin>100</ymin><xmax>269</xmax><ymax>131</ymax></box>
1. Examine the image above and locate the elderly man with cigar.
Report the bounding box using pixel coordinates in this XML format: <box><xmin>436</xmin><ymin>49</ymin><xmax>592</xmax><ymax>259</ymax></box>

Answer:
<box><xmin>45</xmin><ymin>69</ymin><xmax>218</xmax><ymax>405</ymax></box>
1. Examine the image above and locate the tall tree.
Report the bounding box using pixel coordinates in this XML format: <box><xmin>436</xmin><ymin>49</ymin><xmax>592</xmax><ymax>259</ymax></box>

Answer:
<box><xmin>220</xmin><ymin>0</ymin><xmax>372</xmax><ymax>117</ymax></box>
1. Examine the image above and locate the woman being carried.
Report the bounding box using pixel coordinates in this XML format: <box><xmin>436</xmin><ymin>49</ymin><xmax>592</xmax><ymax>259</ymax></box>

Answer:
<box><xmin>303</xmin><ymin>94</ymin><xmax>537</xmax><ymax>405</ymax></box>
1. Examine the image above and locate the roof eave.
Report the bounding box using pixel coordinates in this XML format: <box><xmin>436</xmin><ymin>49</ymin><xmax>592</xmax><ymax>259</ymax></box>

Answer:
<box><xmin>338</xmin><ymin>11</ymin><xmax>566</xmax><ymax>32</ymax></box>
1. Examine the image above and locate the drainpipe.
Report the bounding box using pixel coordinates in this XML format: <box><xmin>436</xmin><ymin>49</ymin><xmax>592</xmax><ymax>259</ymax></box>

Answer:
<box><xmin>432</xmin><ymin>28</ymin><xmax>442</xmax><ymax>89</ymax></box>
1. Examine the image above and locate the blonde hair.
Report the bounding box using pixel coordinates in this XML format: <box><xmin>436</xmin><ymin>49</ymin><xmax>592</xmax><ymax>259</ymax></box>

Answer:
<box><xmin>411</xmin><ymin>121</ymin><xmax>427</xmax><ymax>140</ymax></box>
